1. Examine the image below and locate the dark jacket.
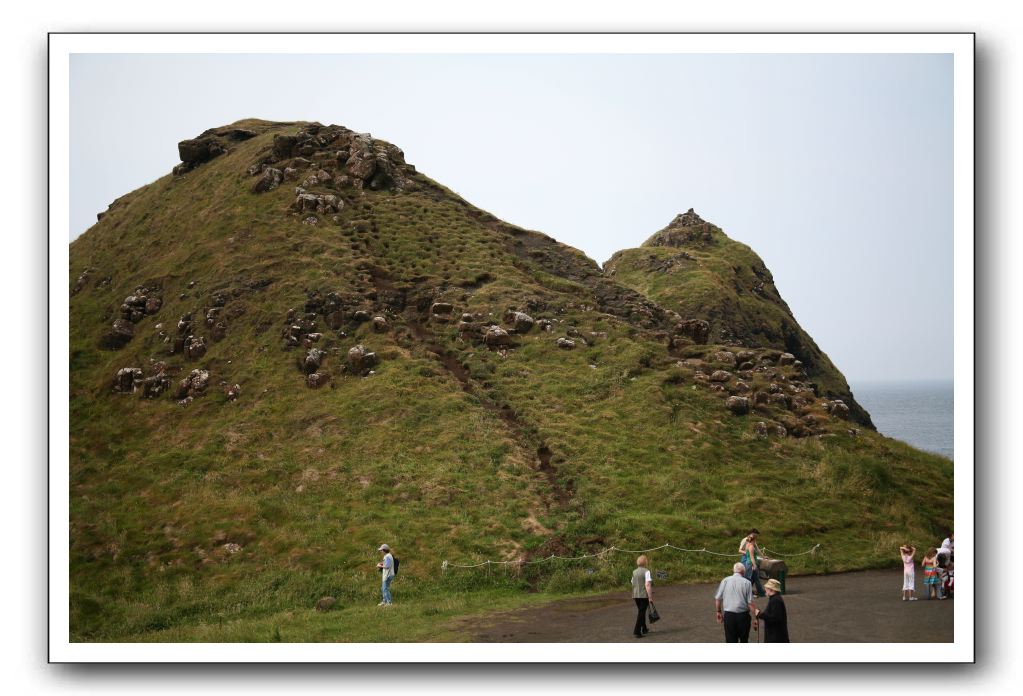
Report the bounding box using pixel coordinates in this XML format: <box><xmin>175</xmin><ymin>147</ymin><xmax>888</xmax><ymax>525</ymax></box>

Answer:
<box><xmin>756</xmin><ymin>593</ymin><xmax>790</xmax><ymax>643</ymax></box>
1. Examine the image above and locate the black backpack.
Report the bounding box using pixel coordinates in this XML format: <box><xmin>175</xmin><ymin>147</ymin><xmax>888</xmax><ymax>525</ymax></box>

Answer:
<box><xmin>392</xmin><ymin>557</ymin><xmax>400</xmax><ymax>577</ymax></box>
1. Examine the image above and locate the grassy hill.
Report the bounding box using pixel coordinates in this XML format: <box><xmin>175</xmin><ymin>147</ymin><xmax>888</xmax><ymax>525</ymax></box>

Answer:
<box><xmin>68</xmin><ymin>120</ymin><xmax>952</xmax><ymax>641</ymax></box>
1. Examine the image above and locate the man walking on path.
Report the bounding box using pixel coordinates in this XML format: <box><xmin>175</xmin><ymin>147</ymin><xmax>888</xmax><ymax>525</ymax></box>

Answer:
<box><xmin>714</xmin><ymin>562</ymin><xmax>758</xmax><ymax>643</ymax></box>
<box><xmin>376</xmin><ymin>543</ymin><xmax>395</xmax><ymax>606</ymax></box>
<box><xmin>631</xmin><ymin>555</ymin><xmax>653</xmax><ymax>638</ymax></box>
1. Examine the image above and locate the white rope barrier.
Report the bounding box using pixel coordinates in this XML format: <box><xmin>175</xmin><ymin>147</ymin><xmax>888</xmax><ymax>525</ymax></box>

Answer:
<box><xmin>761</xmin><ymin>543</ymin><xmax>822</xmax><ymax>558</ymax></box>
<box><xmin>443</xmin><ymin>541</ymin><xmax>821</xmax><ymax>569</ymax></box>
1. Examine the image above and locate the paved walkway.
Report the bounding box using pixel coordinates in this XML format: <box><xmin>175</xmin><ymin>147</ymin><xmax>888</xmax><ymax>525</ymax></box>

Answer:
<box><xmin>471</xmin><ymin>569</ymin><xmax>953</xmax><ymax>642</ymax></box>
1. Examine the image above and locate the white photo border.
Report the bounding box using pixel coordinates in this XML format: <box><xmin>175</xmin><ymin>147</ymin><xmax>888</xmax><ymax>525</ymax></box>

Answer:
<box><xmin>49</xmin><ymin>31</ymin><xmax>974</xmax><ymax>663</ymax></box>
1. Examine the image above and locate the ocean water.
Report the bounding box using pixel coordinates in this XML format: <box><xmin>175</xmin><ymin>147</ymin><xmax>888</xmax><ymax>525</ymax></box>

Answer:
<box><xmin>852</xmin><ymin>380</ymin><xmax>954</xmax><ymax>460</ymax></box>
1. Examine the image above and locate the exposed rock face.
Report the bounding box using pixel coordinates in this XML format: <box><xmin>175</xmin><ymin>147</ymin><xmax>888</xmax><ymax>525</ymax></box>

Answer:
<box><xmin>643</xmin><ymin>209</ymin><xmax>720</xmax><ymax>248</ymax></box>
<box><xmin>100</xmin><ymin>318</ymin><xmax>135</xmax><ymax>350</ymax></box>
<box><xmin>725</xmin><ymin>396</ymin><xmax>750</xmax><ymax>415</ymax></box>
<box><xmin>430</xmin><ymin>302</ymin><xmax>454</xmax><ymax>320</ymax></box>
<box><xmin>483</xmin><ymin>326</ymin><xmax>511</xmax><ymax>347</ymax></box>
<box><xmin>291</xmin><ymin>193</ymin><xmax>340</xmax><ymax>214</ymax></box>
<box><xmin>677</xmin><ymin>319</ymin><xmax>710</xmax><ymax>345</ymax></box>
<box><xmin>140</xmin><ymin>374</ymin><xmax>172</xmax><ymax>399</ymax></box>
<box><xmin>71</xmin><ymin>268</ymin><xmax>95</xmax><ymax>296</ymax></box>
<box><xmin>712</xmin><ymin>351</ymin><xmax>737</xmax><ymax>367</ymax></box>
<box><xmin>710</xmin><ymin>370</ymin><xmax>732</xmax><ymax>383</ymax></box>
<box><xmin>307</xmin><ymin>373</ymin><xmax>330</xmax><ymax>389</ymax></box>
<box><xmin>347</xmin><ymin>344</ymin><xmax>379</xmax><ymax>375</ymax></box>
<box><xmin>252</xmin><ymin>167</ymin><xmax>283</xmax><ymax>193</ymax></box>
<box><xmin>826</xmin><ymin>400</ymin><xmax>851</xmax><ymax>419</ymax></box>
<box><xmin>175</xmin><ymin>126</ymin><xmax>256</xmax><ymax>175</ymax></box>
<box><xmin>372</xmin><ymin>316</ymin><xmax>388</xmax><ymax>333</ymax></box>
<box><xmin>118</xmin><ymin>287</ymin><xmax>162</xmax><ymax>324</ymax></box>
<box><xmin>557</xmin><ymin>337</ymin><xmax>576</xmax><ymax>350</ymax></box>
<box><xmin>176</xmin><ymin>369</ymin><xmax>210</xmax><ymax>400</ymax></box>
<box><xmin>261</xmin><ymin>124</ymin><xmax>412</xmax><ymax>193</ymax></box>
<box><xmin>303</xmin><ymin>348</ymin><xmax>326</xmax><ymax>375</ymax></box>
<box><xmin>184</xmin><ymin>336</ymin><xmax>207</xmax><ymax>361</ymax></box>
<box><xmin>112</xmin><ymin>367</ymin><xmax>143</xmax><ymax>393</ymax></box>
<box><xmin>778</xmin><ymin>352</ymin><xmax>796</xmax><ymax>366</ymax></box>
<box><xmin>177</xmin><ymin>137</ymin><xmax>226</xmax><ymax>170</ymax></box>
<box><xmin>504</xmin><ymin>310</ymin><xmax>534</xmax><ymax>333</ymax></box>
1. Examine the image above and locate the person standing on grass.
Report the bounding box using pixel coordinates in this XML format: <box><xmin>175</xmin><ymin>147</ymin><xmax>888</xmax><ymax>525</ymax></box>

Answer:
<box><xmin>631</xmin><ymin>555</ymin><xmax>653</xmax><ymax>638</ymax></box>
<box><xmin>376</xmin><ymin>543</ymin><xmax>395</xmax><ymax>606</ymax></box>
<box><xmin>714</xmin><ymin>562</ymin><xmax>758</xmax><ymax>643</ymax></box>
<box><xmin>739</xmin><ymin>528</ymin><xmax>766</xmax><ymax>598</ymax></box>
<box><xmin>921</xmin><ymin>547</ymin><xmax>942</xmax><ymax>600</ymax></box>
<box><xmin>754</xmin><ymin>578</ymin><xmax>790</xmax><ymax>642</ymax></box>
<box><xmin>900</xmin><ymin>544</ymin><xmax>918</xmax><ymax>601</ymax></box>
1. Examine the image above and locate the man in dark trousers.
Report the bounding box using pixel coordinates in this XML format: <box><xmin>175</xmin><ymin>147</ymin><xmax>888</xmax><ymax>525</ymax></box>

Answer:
<box><xmin>631</xmin><ymin>554</ymin><xmax>653</xmax><ymax>638</ymax></box>
<box><xmin>754</xmin><ymin>578</ymin><xmax>790</xmax><ymax>642</ymax></box>
<box><xmin>714</xmin><ymin>562</ymin><xmax>758</xmax><ymax>643</ymax></box>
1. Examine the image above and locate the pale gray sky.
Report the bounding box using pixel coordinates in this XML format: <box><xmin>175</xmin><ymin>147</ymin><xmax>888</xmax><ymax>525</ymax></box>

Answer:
<box><xmin>69</xmin><ymin>53</ymin><xmax>953</xmax><ymax>383</ymax></box>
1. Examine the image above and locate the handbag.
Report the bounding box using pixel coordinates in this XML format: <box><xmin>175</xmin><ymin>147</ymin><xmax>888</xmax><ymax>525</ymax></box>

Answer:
<box><xmin>647</xmin><ymin>602</ymin><xmax>660</xmax><ymax>623</ymax></box>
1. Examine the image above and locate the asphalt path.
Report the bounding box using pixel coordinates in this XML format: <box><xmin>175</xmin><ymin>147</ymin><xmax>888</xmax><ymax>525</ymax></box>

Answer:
<box><xmin>471</xmin><ymin>569</ymin><xmax>953</xmax><ymax>642</ymax></box>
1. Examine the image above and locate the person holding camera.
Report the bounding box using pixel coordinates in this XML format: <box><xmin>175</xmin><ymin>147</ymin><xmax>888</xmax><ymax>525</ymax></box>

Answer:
<box><xmin>376</xmin><ymin>543</ymin><xmax>395</xmax><ymax>606</ymax></box>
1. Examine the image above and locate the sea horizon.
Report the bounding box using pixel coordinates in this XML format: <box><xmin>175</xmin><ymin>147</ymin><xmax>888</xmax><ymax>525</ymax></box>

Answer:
<box><xmin>850</xmin><ymin>378</ymin><xmax>954</xmax><ymax>460</ymax></box>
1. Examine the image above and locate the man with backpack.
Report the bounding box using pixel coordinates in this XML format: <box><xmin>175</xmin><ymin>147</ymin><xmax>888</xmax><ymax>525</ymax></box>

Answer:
<box><xmin>376</xmin><ymin>543</ymin><xmax>397</xmax><ymax>606</ymax></box>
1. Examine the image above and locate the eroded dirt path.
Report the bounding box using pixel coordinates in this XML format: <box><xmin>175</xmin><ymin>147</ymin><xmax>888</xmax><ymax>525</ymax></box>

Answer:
<box><xmin>468</xmin><ymin>569</ymin><xmax>953</xmax><ymax>643</ymax></box>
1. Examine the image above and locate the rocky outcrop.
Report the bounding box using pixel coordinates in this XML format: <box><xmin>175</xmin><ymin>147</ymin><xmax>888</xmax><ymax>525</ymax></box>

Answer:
<box><xmin>643</xmin><ymin>209</ymin><xmax>721</xmax><ymax>248</ymax></box>
<box><xmin>677</xmin><ymin>319</ymin><xmax>710</xmax><ymax>345</ymax></box>
<box><xmin>557</xmin><ymin>337</ymin><xmax>576</xmax><ymax>350</ymax></box>
<box><xmin>112</xmin><ymin>365</ymin><xmax>173</xmax><ymax>398</ymax></box>
<box><xmin>260</xmin><ymin>124</ymin><xmax>413</xmax><ymax>193</ymax></box>
<box><xmin>306</xmin><ymin>373</ymin><xmax>330</xmax><ymax>389</ymax></box>
<box><xmin>302</xmin><ymin>348</ymin><xmax>326</xmax><ymax>375</ymax></box>
<box><xmin>252</xmin><ymin>167</ymin><xmax>283</xmax><ymax>193</ymax></box>
<box><xmin>504</xmin><ymin>310</ymin><xmax>534</xmax><ymax>334</ymax></box>
<box><xmin>430</xmin><ymin>302</ymin><xmax>454</xmax><ymax>321</ymax></box>
<box><xmin>100</xmin><ymin>318</ymin><xmax>135</xmax><ymax>350</ymax></box>
<box><xmin>725</xmin><ymin>396</ymin><xmax>750</xmax><ymax>415</ymax></box>
<box><xmin>174</xmin><ymin>126</ymin><xmax>256</xmax><ymax>175</ymax></box>
<box><xmin>71</xmin><ymin>268</ymin><xmax>95</xmax><ymax>296</ymax></box>
<box><xmin>184</xmin><ymin>336</ymin><xmax>207</xmax><ymax>361</ymax></box>
<box><xmin>291</xmin><ymin>193</ymin><xmax>341</xmax><ymax>214</ymax></box>
<box><xmin>176</xmin><ymin>369</ymin><xmax>210</xmax><ymax>401</ymax></box>
<box><xmin>112</xmin><ymin>367</ymin><xmax>144</xmax><ymax>394</ymax></box>
<box><xmin>347</xmin><ymin>344</ymin><xmax>379</xmax><ymax>375</ymax></box>
<box><xmin>826</xmin><ymin>400</ymin><xmax>851</xmax><ymax>419</ymax></box>
<box><xmin>483</xmin><ymin>326</ymin><xmax>511</xmax><ymax>347</ymax></box>
<box><xmin>118</xmin><ymin>287</ymin><xmax>163</xmax><ymax>324</ymax></box>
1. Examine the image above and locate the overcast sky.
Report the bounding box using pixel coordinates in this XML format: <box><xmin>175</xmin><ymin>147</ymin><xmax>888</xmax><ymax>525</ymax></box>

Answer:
<box><xmin>69</xmin><ymin>52</ymin><xmax>953</xmax><ymax>384</ymax></box>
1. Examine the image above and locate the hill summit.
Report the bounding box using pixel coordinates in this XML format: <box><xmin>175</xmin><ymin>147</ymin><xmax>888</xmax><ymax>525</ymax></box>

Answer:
<box><xmin>68</xmin><ymin>119</ymin><xmax>950</xmax><ymax>641</ymax></box>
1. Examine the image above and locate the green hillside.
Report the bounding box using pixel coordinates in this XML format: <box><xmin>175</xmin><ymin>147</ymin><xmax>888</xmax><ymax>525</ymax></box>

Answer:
<box><xmin>68</xmin><ymin>120</ymin><xmax>952</xmax><ymax>641</ymax></box>
<box><xmin>605</xmin><ymin>210</ymin><xmax>873</xmax><ymax>427</ymax></box>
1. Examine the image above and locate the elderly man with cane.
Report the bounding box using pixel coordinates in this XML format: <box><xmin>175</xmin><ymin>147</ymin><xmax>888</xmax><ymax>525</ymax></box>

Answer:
<box><xmin>714</xmin><ymin>562</ymin><xmax>758</xmax><ymax>643</ymax></box>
